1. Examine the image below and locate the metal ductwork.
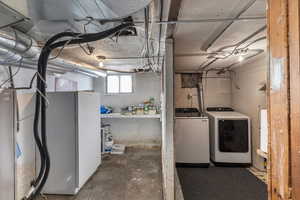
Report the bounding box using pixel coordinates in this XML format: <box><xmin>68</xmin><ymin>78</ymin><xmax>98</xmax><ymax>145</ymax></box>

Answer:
<box><xmin>0</xmin><ymin>47</ymin><xmax>67</xmax><ymax>73</ymax></box>
<box><xmin>0</xmin><ymin>27</ymin><xmax>107</xmax><ymax>77</ymax></box>
<box><xmin>24</xmin><ymin>0</ymin><xmax>152</xmax><ymax>38</ymax></box>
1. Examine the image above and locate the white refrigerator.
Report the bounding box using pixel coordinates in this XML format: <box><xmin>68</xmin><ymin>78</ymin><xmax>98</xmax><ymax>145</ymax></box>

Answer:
<box><xmin>39</xmin><ymin>91</ymin><xmax>101</xmax><ymax>195</ymax></box>
<box><xmin>0</xmin><ymin>90</ymin><xmax>15</xmax><ymax>200</ymax></box>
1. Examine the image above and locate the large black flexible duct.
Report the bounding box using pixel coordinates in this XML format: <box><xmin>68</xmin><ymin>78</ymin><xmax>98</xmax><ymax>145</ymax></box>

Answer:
<box><xmin>23</xmin><ymin>20</ymin><xmax>133</xmax><ymax>200</ymax></box>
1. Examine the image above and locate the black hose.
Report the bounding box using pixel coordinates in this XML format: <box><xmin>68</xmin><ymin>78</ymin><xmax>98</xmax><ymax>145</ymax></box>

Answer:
<box><xmin>32</xmin><ymin>51</ymin><xmax>51</xmax><ymax>196</ymax></box>
<box><xmin>32</xmin><ymin>79</ymin><xmax>45</xmax><ymax>187</ymax></box>
<box><xmin>26</xmin><ymin>20</ymin><xmax>133</xmax><ymax>199</ymax></box>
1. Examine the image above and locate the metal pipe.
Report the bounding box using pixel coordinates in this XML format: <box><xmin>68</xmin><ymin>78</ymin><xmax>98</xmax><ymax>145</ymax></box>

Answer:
<box><xmin>197</xmin><ymin>77</ymin><xmax>205</xmax><ymax>116</ymax></box>
<box><xmin>73</xmin><ymin>69</ymin><xmax>101</xmax><ymax>78</ymax></box>
<box><xmin>105</xmin><ymin>56</ymin><xmax>163</xmax><ymax>60</ymax></box>
<box><xmin>216</xmin><ymin>26</ymin><xmax>267</xmax><ymax>52</ymax></box>
<box><xmin>175</xmin><ymin>52</ymin><xmax>218</xmax><ymax>57</ymax></box>
<box><xmin>76</xmin><ymin>16</ymin><xmax>266</xmax><ymax>24</ymax></box>
<box><xmin>155</xmin><ymin>16</ymin><xmax>266</xmax><ymax>24</ymax></box>
<box><xmin>199</xmin><ymin>25</ymin><xmax>267</xmax><ymax>70</ymax></box>
<box><xmin>0</xmin><ymin>28</ymin><xmax>38</xmax><ymax>58</ymax></box>
<box><xmin>227</xmin><ymin>49</ymin><xmax>264</xmax><ymax>69</ymax></box>
<box><xmin>8</xmin><ymin>63</ymin><xmax>66</xmax><ymax>74</ymax></box>
<box><xmin>0</xmin><ymin>47</ymin><xmax>72</xmax><ymax>73</ymax></box>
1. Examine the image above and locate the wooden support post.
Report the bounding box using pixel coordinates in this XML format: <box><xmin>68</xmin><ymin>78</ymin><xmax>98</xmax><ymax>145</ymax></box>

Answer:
<box><xmin>288</xmin><ymin>0</ymin><xmax>300</xmax><ymax>199</ymax></box>
<box><xmin>268</xmin><ymin>0</ymin><xmax>300</xmax><ymax>199</ymax></box>
<box><xmin>267</xmin><ymin>0</ymin><xmax>290</xmax><ymax>199</ymax></box>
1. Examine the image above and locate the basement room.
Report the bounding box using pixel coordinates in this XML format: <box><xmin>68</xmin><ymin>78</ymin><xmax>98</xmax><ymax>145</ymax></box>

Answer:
<box><xmin>1</xmin><ymin>0</ymin><xmax>299</xmax><ymax>200</ymax></box>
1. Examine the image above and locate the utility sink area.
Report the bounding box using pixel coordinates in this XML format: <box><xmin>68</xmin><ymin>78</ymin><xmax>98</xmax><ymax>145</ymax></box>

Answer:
<box><xmin>175</xmin><ymin>108</ymin><xmax>201</xmax><ymax>117</ymax></box>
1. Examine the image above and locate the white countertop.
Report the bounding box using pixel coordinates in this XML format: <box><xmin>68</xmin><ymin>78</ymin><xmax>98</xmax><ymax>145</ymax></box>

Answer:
<box><xmin>206</xmin><ymin>111</ymin><xmax>249</xmax><ymax>118</ymax></box>
<box><xmin>175</xmin><ymin>116</ymin><xmax>208</xmax><ymax>119</ymax></box>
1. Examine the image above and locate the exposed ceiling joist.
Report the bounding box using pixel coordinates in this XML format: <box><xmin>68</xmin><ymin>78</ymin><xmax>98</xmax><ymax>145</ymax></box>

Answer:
<box><xmin>166</xmin><ymin>0</ymin><xmax>183</xmax><ymax>37</ymax></box>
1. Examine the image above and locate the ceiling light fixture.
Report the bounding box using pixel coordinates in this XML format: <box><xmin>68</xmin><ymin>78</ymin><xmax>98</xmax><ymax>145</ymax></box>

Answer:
<box><xmin>238</xmin><ymin>56</ymin><xmax>244</xmax><ymax>62</ymax></box>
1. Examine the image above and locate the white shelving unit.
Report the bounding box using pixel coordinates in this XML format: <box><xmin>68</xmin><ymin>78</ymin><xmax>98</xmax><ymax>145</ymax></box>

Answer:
<box><xmin>101</xmin><ymin>113</ymin><xmax>161</xmax><ymax>119</ymax></box>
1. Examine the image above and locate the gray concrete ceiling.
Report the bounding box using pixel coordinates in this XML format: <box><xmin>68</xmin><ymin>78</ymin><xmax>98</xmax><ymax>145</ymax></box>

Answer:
<box><xmin>174</xmin><ymin>0</ymin><xmax>267</xmax><ymax>72</ymax></box>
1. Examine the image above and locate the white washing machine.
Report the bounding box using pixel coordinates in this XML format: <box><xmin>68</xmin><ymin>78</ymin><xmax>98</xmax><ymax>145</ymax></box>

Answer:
<box><xmin>175</xmin><ymin>108</ymin><xmax>210</xmax><ymax>167</ymax></box>
<box><xmin>206</xmin><ymin>110</ymin><xmax>251</xmax><ymax>165</ymax></box>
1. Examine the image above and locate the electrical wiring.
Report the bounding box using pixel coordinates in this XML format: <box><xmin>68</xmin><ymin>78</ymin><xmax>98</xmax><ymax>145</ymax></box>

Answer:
<box><xmin>73</xmin><ymin>15</ymin><xmax>161</xmax><ymax>72</ymax></box>
<box><xmin>0</xmin><ymin>57</ymin><xmax>23</xmax><ymax>88</ymax></box>
<box><xmin>0</xmin><ymin>66</ymin><xmax>20</xmax><ymax>87</ymax></box>
<box><xmin>7</xmin><ymin>66</ymin><xmax>21</xmax><ymax>131</ymax></box>
<box><xmin>157</xmin><ymin>0</ymin><xmax>164</xmax><ymax>65</ymax></box>
<box><xmin>240</xmin><ymin>36</ymin><xmax>266</xmax><ymax>49</ymax></box>
<box><xmin>144</xmin><ymin>6</ymin><xmax>150</xmax><ymax>66</ymax></box>
<box><xmin>73</xmin><ymin>0</ymin><xmax>103</xmax><ymax>32</ymax></box>
<box><xmin>13</xmin><ymin>72</ymin><xmax>37</xmax><ymax>90</ymax></box>
<box><xmin>49</xmin><ymin>32</ymin><xmax>94</xmax><ymax>60</ymax></box>
<box><xmin>82</xmin><ymin>18</ymin><xmax>95</xmax><ymax>55</ymax></box>
<box><xmin>23</xmin><ymin>20</ymin><xmax>133</xmax><ymax>200</ymax></box>
<box><xmin>48</xmin><ymin>37</ymin><xmax>74</xmax><ymax>60</ymax></box>
<box><xmin>207</xmin><ymin>36</ymin><xmax>266</xmax><ymax>60</ymax></box>
<box><xmin>198</xmin><ymin>26</ymin><xmax>267</xmax><ymax>70</ymax></box>
<box><xmin>78</xmin><ymin>42</ymin><xmax>93</xmax><ymax>55</ymax></box>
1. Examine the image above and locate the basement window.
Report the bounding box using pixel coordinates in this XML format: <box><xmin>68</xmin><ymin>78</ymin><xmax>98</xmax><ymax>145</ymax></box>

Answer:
<box><xmin>106</xmin><ymin>74</ymin><xmax>133</xmax><ymax>94</ymax></box>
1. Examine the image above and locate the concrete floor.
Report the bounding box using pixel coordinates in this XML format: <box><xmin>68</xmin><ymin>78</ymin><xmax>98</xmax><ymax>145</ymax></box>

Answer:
<box><xmin>41</xmin><ymin>147</ymin><xmax>163</xmax><ymax>200</ymax></box>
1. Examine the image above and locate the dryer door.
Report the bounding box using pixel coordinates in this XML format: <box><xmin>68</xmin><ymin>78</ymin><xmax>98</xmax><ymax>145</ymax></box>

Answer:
<box><xmin>218</xmin><ymin>119</ymin><xmax>249</xmax><ymax>153</ymax></box>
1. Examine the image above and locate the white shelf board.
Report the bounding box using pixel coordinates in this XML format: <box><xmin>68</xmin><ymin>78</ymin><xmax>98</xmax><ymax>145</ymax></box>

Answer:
<box><xmin>101</xmin><ymin>113</ymin><xmax>161</xmax><ymax>119</ymax></box>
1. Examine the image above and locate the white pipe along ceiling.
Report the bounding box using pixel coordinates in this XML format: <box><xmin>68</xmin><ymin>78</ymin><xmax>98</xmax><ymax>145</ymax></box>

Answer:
<box><xmin>173</xmin><ymin>0</ymin><xmax>267</xmax><ymax>73</ymax></box>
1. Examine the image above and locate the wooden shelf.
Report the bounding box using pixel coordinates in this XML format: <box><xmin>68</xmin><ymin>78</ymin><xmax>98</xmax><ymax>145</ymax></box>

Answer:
<box><xmin>101</xmin><ymin>113</ymin><xmax>161</xmax><ymax>119</ymax></box>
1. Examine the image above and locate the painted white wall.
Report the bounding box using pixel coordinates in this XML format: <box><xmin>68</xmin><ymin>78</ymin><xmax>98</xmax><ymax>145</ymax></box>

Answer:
<box><xmin>94</xmin><ymin>72</ymin><xmax>162</xmax><ymax>146</ymax></box>
<box><xmin>231</xmin><ymin>55</ymin><xmax>267</xmax><ymax>170</ymax></box>
<box><xmin>94</xmin><ymin>72</ymin><xmax>161</xmax><ymax>111</ymax></box>
<box><xmin>0</xmin><ymin>67</ymin><xmax>93</xmax><ymax>94</ymax></box>
<box><xmin>174</xmin><ymin>71</ymin><xmax>232</xmax><ymax>109</ymax></box>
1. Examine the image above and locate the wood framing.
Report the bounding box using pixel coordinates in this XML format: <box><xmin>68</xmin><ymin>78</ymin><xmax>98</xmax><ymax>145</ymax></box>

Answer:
<box><xmin>267</xmin><ymin>0</ymin><xmax>290</xmax><ymax>199</ymax></box>
<box><xmin>268</xmin><ymin>0</ymin><xmax>300</xmax><ymax>199</ymax></box>
<box><xmin>288</xmin><ymin>0</ymin><xmax>300</xmax><ymax>199</ymax></box>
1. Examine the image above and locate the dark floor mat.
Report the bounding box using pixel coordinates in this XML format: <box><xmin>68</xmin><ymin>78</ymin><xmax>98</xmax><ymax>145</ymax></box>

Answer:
<box><xmin>177</xmin><ymin>167</ymin><xmax>267</xmax><ymax>200</ymax></box>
